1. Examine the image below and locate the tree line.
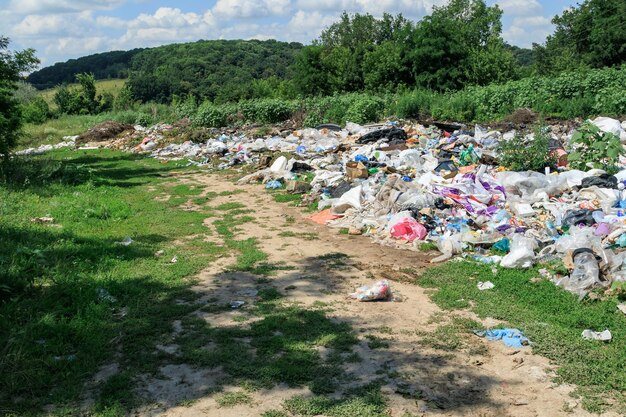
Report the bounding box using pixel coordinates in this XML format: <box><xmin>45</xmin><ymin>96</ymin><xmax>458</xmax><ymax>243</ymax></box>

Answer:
<box><xmin>1</xmin><ymin>0</ymin><xmax>625</xmax><ymax>158</ymax></box>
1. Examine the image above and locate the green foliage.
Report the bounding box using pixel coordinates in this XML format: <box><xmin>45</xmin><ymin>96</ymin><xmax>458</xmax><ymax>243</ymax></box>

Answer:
<box><xmin>239</xmin><ymin>99</ymin><xmax>295</xmax><ymax>124</ymax></box>
<box><xmin>344</xmin><ymin>96</ymin><xmax>384</xmax><ymax>124</ymax></box>
<box><xmin>497</xmin><ymin>126</ymin><xmax>556</xmax><ymax>172</ymax></box>
<box><xmin>113</xmin><ymin>84</ymin><xmax>134</xmax><ymax>111</ymax></box>
<box><xmin>27</xmin><ymin>48</ymin><xmax>143</xmax><ymax>89</ymax></box>
<box><xmin>410</xmin><ymin>0</ymin><xmax>515</xmax><ymax>91</ymax></box>
<box><xmin>393</xmin><ymin>89</ymin><xmax>436</xmax><ymax>119</ymax></box>
<box><xmin>0</xmin><ymin>36</ymin><xmax>39</xmax><ymax>158</ymax></box>
<box><xmin>567</xmin><ymin>122</ymin><xmax>624</xmax><ymax>174</ymax></box>
<box><xmin>127</xmin><ymin>39</ymin><xmax>302</xmax><ymax>104</ymax></box>
<box><xmin>21</xmin><ymin>96</ymin><xmax>50</xmax><ymax>124</ymax></box>
<box><xmin>533</xmin><ymin>0</ymin><xmax>626</xmax><ymax>75</ymax></box>
<box><xmin>192</xmin><ymin>101</ymin><xmax>229</xmax><ymax>128</ymax></box>
<box><xmin>53</xmin><ymin>73</ymin><xmax>108</xmax><ymax>115</ymax></box>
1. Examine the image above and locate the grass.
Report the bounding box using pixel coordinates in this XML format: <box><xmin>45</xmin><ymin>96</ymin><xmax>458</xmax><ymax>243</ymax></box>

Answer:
<box><xmin>0</xmin><ymin>149</ymin><xmax>224</xmax><ymax>415</ymax></box>
<box><xmin>216</xmin><ymin>391</ymin><xmax>253</xmax><ymax>407</ymax></box>
<box><xmin>418</xmin><ymin>260</ymin><xmax>626</xmax><ymax>414</ymax></box>
<box><xmin>39</xmin><ymin>79</ymin><xmax>127</xmax><ymax>107</ymax></box>
<box><xmin>282</xmin><ymin>383</ymin><xmax>388</xmax><ymax>417</ymax></box>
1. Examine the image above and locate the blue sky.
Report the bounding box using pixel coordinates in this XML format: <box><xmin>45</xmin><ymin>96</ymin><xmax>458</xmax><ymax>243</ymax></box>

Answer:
<box><xmin>0</xmin><ymin>0</ymin><xmax>577</xmax><ymax>67</ymax></box>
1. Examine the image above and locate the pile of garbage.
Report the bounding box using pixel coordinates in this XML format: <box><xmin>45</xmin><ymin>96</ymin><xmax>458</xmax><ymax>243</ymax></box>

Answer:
<box><xmin>20</xmin><ymin>115</ymin><xmax>626</xmax><ymax>301</ymax></box>
<box><xmin>225</xmin><ymin>116</ymin><xmax>626</xmax><ymax>300</ymax></box>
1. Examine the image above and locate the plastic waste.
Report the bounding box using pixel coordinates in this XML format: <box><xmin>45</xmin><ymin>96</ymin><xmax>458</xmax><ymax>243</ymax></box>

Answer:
<box><xmin>581</xmin><ymin>329</ymin><xmax>612</xmax><ymax>341</ymax></box>
<box><xmin>270</xmin><ymin>156</ymin><xmax>288</xmax><ymax>173</ymax></box>
<box><xmin>115</xmin><ymin>237</ymin><xmax>133</xmax><ymax>246</ymax></box>
<box><xmin>500</xmin><ymin>235</ymin><xmax>537</xmax><ymax>268</ymax></box>
<box><xmin>477</xmin><ymin>281</ymin><xmax>495</xmax><ymax>290</ymax></box>
<box><xmin>350</xmin><ymin>280</ymin><xmax>391</xmax><ymax>301</ymax></box>
<box><xmin>554</xmin><ymin>248</ymin><xmax>601</xmax><ymax>299</ymax></box>
<box><xmin>473</xmin><ymin>328</ymin><xmax>530</xmax><ymax>348</ymax></box>
<box><xmin>266</xmin><ymin>180</ymin><xmax>282</xmax><ymax>189</ymax></box>
<box><xmin>590</xmin><ymin>117</ymin><xmax>626</xmax><ymax>142</ymax></box>
<box><xmin>493</xmin><ymin>238</ymin><xmax>510</xmax><ymax>252</ymax></box>
<box><xmin>431</xmin><ymin>235</ymin><xmax>463</xmax><ymax>263</ymax></box>
<box><xmin>389</xmin><ymin>217</ymin><xmax>427</xmax><ymax>241</ymax></box>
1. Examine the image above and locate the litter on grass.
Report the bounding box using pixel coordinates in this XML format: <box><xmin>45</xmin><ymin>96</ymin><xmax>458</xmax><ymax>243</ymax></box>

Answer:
<box><xmin>474</xmin><ymin>328</ymin><xmax>530</xmax><ymax>348</ymax></box>
<box><xmin>30</xmin><ymin>116</ymin><xmax>626</xmax><ymax>301</ymax></box>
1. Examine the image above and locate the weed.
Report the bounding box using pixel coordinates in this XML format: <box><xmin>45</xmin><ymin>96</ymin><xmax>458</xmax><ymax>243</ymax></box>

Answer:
<box><xmin>216</xmin><ymin>391</ymin><xmax>252</xmax><ymax>407</ymax></box>
<box><xmin>365</xmin><ymin>335</ymin><xmax>390</xmax><ymax>349</ymax></box>
<box><xmin>419</xmin><ymin>260</ymin><xmax>626</xmax><ymax>411</ymax></box>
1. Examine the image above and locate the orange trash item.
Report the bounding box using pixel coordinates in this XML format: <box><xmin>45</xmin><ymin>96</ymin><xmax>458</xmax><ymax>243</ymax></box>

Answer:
<box><xmin>309</xmin><ymin>209</ymin><xmax>341</xmax><ymax>225</ymax></box>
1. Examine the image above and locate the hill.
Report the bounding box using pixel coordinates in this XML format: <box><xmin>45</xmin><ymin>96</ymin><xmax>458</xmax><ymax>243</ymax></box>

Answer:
<box><xmin>27</xmin><ymin>49</ymin><xmax>143</xmax><ymax>89</ymax></box>
<box><xmin>126</xmin><ymin>39</ymin><xmax>303</xmax><ymax>104</ymax></box>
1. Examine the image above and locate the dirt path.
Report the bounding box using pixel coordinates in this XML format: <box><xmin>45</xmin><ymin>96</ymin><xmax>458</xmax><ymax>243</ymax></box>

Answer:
<box><xmin>134</xmin><ymin>172</ymin><xmax>609</xmax><ymax>417</ymax></box>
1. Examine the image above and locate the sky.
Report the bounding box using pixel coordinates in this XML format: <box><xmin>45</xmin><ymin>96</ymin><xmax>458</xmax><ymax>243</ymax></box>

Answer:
<box><xmin>0</xmin><ymin>0</ymin><xmax>577</xmax><ymax>68</ymax></box>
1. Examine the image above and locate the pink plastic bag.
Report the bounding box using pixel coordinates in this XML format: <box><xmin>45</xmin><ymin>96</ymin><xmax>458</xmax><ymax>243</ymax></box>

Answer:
<box><xmin>390</xmin><ymin>217</ymin><xmax>427</xmax><ymax>241</ymax></box>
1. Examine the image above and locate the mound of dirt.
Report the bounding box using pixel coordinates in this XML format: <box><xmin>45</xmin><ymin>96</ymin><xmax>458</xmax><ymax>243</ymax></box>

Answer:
<box><xmin>503</xmin><ymin>108</ymin><xmax>538</xmax><ymax>126</ymax></box>
<box><xmin>76</xmin><ymin>121</ymin><xmax>135</xmax><ymax>145</ymax></box>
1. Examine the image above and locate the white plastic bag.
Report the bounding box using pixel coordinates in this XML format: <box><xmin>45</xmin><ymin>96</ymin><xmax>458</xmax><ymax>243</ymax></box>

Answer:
<box><xmin>500</xmin><ymin>234</ymin><xmax>537</xmax><ymax>268</ymax></box>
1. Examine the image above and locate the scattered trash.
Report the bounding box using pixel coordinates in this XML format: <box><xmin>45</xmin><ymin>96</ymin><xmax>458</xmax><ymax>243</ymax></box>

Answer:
<box><xmin>27</xmin><ymin>116</ymin><xmax>626</xmax><ymax>301</ymax></box>
<box><xmin>581</xmin><ymin>329</ymin><xmax>612</xmax><ymax>341</ymax></box>
<box><xmin>266</xmin><ymin>180</ymin><xmax>282</xmax><ymax>189</ymax></box>
<box><xmin>617</xmin><ymin>303</ymin><xmax>626</xmax><ymax>315</ymax></box>
<box><xmin>230</xmin><ymin>301</ymin><xmax>245</xmax><ymax>309</ymax></box>
<box><xmin>115</xmin><ymin>237</ymin><xmax>133</xmax><ymax>246</ymax></box>
<box><xmin>154</xmin><ymin>250</ymin><xmax>165</xmax><ymax>257</ymax></box>
<box><xmin>477</xmin><ymin>281</ymin><xmax>495</xmax><ymax>290</ymax></box>
<box><xmin>474</xmin><ymin>328</ymin><xmax>530</xmax><ymax>348</ymax></box>
<box><xmin>96</xmin><ymin>288</ymin><xmax>117</xmax><ymax>303</ymax></box>
<box><xmin>350</xmin><ymin>280</ymin><xmax>391</xmax><ymax>301</ymax></box>
<box><xmin>170</xmin><ymin>256</ymin><xmax>178</xmax><ymax>264</ymax></box>
<box><xmin>30</xmin><ymin>216</ymin><xmax>54</xmax><ymax>224</ymax></box>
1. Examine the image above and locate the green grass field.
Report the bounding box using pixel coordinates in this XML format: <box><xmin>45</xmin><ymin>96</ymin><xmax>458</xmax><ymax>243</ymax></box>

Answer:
<box><xmin>39</xmin><ymin>79</ymin><xmax>127</xmax><ymax>107</ymax></box>
<box><xmin>1</xmin><ymin>147</ymin><xmax>625</xmax><ymax>415</ymax></box>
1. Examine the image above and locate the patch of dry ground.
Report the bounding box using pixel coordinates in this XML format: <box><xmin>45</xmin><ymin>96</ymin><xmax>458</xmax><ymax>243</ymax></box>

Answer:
<box><xmin>130</xmin><ymin>172</ymin><xmax>615</xmax><ymax>417</ymax></box>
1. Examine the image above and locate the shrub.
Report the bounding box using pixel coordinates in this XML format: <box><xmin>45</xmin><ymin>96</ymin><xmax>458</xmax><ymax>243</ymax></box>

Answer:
<box><xmin>497</xmin><ymin>125</ymin><xmax>556</xmax><ymax>172</ymax></box>
<box><xmin>193</xmin><ymin>101</ymin><xmax>228</xmax><ymax>127</ymax></box>
<box><xmin>239</xmin><ymin>99</ymin><xmax>295</xmax><ymax>124</ymax></box>
<box><xmin>394</xmin><ymin>89</ymin><xmax>435</xmax><ymax>119</ymax></box>
<box><xmin>568</xmin><ymin>122</ymin><xmax>624</xmax><ymax>174</ymax></box>
<box><xmin>344</xmin><ymin>95</ymin><xmax>384</xmax><ymax>124</ymax></box>
<box><xmin>21</xmin><ymin>97</ymin><xmax>51</xmax><ymax>124</ymax></box>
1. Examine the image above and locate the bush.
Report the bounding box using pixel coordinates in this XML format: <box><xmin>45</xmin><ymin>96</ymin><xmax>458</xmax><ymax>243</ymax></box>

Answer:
<box><xmin>193</xmin><ymin>101</ymin><xmax>228</xmax><ymax>127</ymax></box>
<box><xmin>344</xmin><ymin>95</ymin><xmax>384</xmax><ymax>124</ymax></box>
<box><xmin>497</xmin><ymin>125</ymin><xmax>556</xmax><ymax>172</ymax></box>
<box><xmin>394</xmin><ymin>89</ymin><xmax>435</xmax><ymax>119</ymax></box>
<box><xmin>568</xmin><ymin>122</ymin><xmax>624</xmax><ymax>174</ymax></box>
<box><xmin>239</xmin><ymin>99</ymin><xmax>295</xmax><ymax>124</ymax></box>
<box><xmin>21</xmin><ymin>97</ymin><xmax>51</xmax><ymax>124</ymax></box>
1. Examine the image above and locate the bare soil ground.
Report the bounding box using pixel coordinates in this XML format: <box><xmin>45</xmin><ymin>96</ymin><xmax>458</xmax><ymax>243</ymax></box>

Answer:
<box><xmin>132</xmin><ymin>172</ymin><xmax>614</xmax><ymax>417</ymax></box>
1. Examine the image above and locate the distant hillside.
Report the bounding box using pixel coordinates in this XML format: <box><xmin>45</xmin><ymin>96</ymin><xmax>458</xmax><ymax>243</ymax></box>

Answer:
<box><xmin>27</xmin><ymin>49</ymin><xmax>144</xmax><ymax>89</ymax></box>
<box><xmin>505</xmin><ymin>43</ymin><xmax>534</xmax><ymax>67</ymax></box>
<box><xmin>126</xmin><ymin>39</ymin><xmax>303</xmax><ymax>104</ymax></box>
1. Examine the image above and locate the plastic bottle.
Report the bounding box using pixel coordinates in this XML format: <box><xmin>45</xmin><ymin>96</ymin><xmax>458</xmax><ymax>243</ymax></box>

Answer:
<box><xmin>570</xmin><ymin>249</ymin><xmax>600</xmax><ymax>291</ymax></box>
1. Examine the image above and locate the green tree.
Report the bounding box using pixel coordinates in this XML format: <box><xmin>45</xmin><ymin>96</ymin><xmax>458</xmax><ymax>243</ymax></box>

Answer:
<box><xmin>533</xmin><ymin>0</ymin><xmax>626</xmax><ymax>74</ymax></box>
<box><xmin>0</xmin><ymin>36</ymin><xmax>39</xmax><ymax>158</ymax></box>
<box><xmin>410</xmin><ymin>0</ymin><xmax>515</xmax><ymax>90</ymax></box>
<box><xmin>296</xmin><ymin>12</ymin><xmax>414</xmax><ymax>95</ymax></box>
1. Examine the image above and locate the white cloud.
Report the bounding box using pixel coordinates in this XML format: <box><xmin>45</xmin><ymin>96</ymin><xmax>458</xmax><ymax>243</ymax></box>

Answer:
<box><xmin>495</xmin><ymin>0</ymin><xmax>541</xmax><ymax>16</ymax></box>
<box><xmin>12</xmin><ymin>11</ymin><xmax>98</xmax><ymax>38</ymax></box>
<box><xmin>8</xmin><ymin>0</ymin><xmax>125</xmax><ymax>14</ymax></box>
<box><xmin>2</xmin><ymin>0</ymin><xmax>555</xmax><ymax>67</ymax></box>
<box><xmin>212</xmin><ymin>0</ymin><xmax>291</xmax><ymax>19</ymax></box>
<box><xmin>503</xmin><ymin>15</ymin><xmax>553</xmax><ymax>47</ymax></box>
<box><xmin>112</xmin><ymin>8</ymin><xmax>218</xmax><ymax>50</ymax></box>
